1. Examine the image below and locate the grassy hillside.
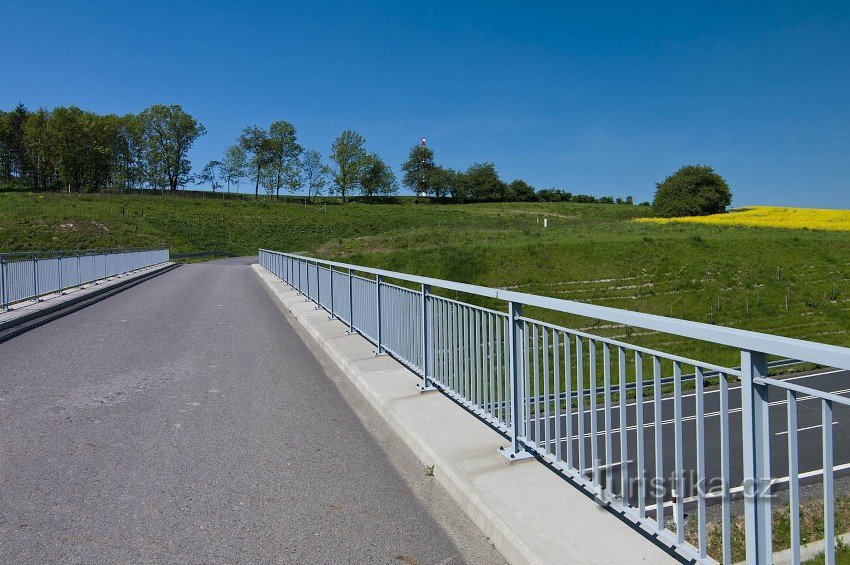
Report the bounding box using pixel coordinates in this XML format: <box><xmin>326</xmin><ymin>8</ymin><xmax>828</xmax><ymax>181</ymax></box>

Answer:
<box><xmin>2</xmin><ymin>189</ymin><xmax>849</xmax><ymax>365</ymax></box>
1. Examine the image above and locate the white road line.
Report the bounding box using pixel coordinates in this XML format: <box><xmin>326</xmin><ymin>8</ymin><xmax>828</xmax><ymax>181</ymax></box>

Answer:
<box><xmin>775</xmin><ymin>422</ymin><xmax>838</xmax><ymax>436</ymax></box>
<box><xmin>576</xmin><ymin>368</ymin><xmax>847</xmax><ymax>413</ymax></box>
<box><xmin>654</xmin><ymin>462</ymin><xmax>850</xmax><ymax>509</ymax></box>
<box><xmin>533</xmin><ymin>386</ymin><xmax>850</xmax><ymax>439</ymax></box>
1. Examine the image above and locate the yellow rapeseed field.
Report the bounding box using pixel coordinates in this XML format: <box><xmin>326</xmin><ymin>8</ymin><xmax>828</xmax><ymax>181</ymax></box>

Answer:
<box><xmin>637</xmin><ymin>206</ymin><xmax>850</xmax><ymax>231</ymax></box>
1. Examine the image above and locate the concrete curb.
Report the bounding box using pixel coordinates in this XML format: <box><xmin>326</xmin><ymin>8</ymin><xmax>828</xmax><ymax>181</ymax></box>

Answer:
<box><xmin>253</xmin><ymin>264</ymin><xmax>675</xmax><ymax>565</ymax></box>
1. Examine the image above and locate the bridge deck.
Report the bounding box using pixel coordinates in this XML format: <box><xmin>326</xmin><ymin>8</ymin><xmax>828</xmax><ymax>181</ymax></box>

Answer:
<box><xmin>0</xmin><ymin>258</ymin><xmax>502</xmax><ymax>563</ymax></box>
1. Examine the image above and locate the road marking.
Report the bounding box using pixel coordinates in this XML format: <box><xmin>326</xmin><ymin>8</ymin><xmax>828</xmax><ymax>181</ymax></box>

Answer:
<box><xmin>579</xmin><ymin>368</ymin><xmax>847</xmax><ymax>412</ymax></box>
<box><xmin>775</xmin><ymin>421</ymin><xmax>838</xmax><ymax>436</ymax></box>
<box><xmin>537</xmin><ymin>386</ymin><xmax>850</xmax><ymax>439</ymax></box>
<box><xmin>653</xmin><ymin>462</ymin><xmax>850</xmax><ymax>510</ymax></box>
<box><xmin>580</xmin><ymin>460</ymin><xmax>632</xmax><ymax>473</ymax></box>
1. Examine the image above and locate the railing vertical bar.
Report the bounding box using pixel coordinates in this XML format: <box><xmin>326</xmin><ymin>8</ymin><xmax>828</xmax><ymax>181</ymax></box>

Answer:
<box><xmin>553</xmin><ymin>330</ymin><xmax>562</xmax><ymax>462</ymax></box>
<box><xmin>524</xmin><ymin>320</ymin><xmax>531</xmax><ymax>440</ymax></box>
<box><xmin>564</xmin><ymin>332</ymin><xmax>573</xmax><ymax>468</ymax></box>
<box><xmin>533</xmin><ymin>323</ymin><xmax>541</xmax><ymax>447</ymax></box>
<box><xmin>576</xmin><ymin>336</ymin><xmax>585</xmax><ymax>476</ymax></box>
<box><xmin>673</xmin><ymin>361</ymin><xmax>685</xmax><ymax>543</ymax></box>
<box><xmin>787</xmin><ymin>389</ymin><xmax>800</xmax><ymax>565</ymax></box>
<box><xmin>603</xmin><ymin>343</ymin><xmax>613</xmax><ymax>494</ymax></box>
<box><xmin>487</xmin><ymin>314</ymin><xmax>498</xmax><ymax>419</ymax></box>
<box><xmin>823</xmin><ymin>398</ymin><xmax>835</xmax><ymax>565</ymax></box>
<box><xmin>635</xmin><ymin>351</ymin><xmax>645</xmax><ymax>519</ymax></box>
<box><xmin>590</xmin><ymin>339</ymin><xmax>599</xmax><ymax>490</ymax></box>
<box><xmin>543</xmin><ymin>327</ymin><xmax>551</xmax><ymax>455</ymax></box>
<box><xmin>618</xmin><ymin>346</ymin><xmax>628</xmax><ymax>501</ymax></box>
<box><xmin>695</xmin><ymin>366</ymin><xmax>707</xmax><ymax>558</ymax></box>
<box><xmin>720</xmin><ymin>372</ymin><xmax>732</xmax><ymax>565</ymax></box>
<box><xmin>653</xmin><ymin>355</ymin><xmax>665</xmax><ymax>530</ymax></box>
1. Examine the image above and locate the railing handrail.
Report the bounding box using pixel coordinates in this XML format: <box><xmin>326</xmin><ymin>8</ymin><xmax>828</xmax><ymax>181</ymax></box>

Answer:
<box><xmin>0</xmin><ymin>247</ymin><xmax>167</xmax><ymax>259</ymax></box>
<box><xmin>261</xmin><ymin>249</ymin><xmax>850</xmax><ymax>370</ymax></box>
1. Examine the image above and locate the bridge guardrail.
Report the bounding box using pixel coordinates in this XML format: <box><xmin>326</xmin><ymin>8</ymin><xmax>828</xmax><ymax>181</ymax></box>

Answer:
<box><xmin>259</xmin><ymin>248</ymin><xmax>850</xmax><ymax>564</ymax></box>
<box><xmin>1</xmin><ymin>248</ymin><xmax>170</xmax><ymax>310</ymax></box>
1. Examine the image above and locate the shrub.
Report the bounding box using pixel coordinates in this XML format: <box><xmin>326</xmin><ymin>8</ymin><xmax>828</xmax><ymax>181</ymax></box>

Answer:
<box><xmin>652</xmin><ymin>165</ymin><xmax>732</xmax><ymax>217</ymax></box>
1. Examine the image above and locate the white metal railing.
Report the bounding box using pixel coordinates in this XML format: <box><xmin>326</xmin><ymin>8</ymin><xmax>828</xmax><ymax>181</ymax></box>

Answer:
<box><xmin>0</xmin><ymin>248</ymin><xmax>170</xmax><ymax>310</ymax></box>
<box><xmin>259</xmin><ymin>248</ymin><xmax>850</xmax><ymax>564</ymax></box>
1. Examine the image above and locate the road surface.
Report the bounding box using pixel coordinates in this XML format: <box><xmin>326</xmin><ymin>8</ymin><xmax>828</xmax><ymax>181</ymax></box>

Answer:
<box><xmin>0</xmin><ymin>258</ymin><xmax>503</xmax><ymax>564</ymax></box>
<box><xmin>531</xmin><ymin>368</ymin><xmax>850</xmax><ymax>511</ymax></box>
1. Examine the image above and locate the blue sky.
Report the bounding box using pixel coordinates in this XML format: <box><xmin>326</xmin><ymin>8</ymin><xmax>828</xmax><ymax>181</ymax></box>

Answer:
<box><xmin>2</xmin><ymin>1</ymin><xmax>849</xmax><ymax>206</ymax></box>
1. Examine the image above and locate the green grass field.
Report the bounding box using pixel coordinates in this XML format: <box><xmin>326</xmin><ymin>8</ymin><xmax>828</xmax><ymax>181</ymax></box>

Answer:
<box><xmin>2</xmin><ymin>188</ymin><xmax>849</xmax><ymax>367</ymax></box>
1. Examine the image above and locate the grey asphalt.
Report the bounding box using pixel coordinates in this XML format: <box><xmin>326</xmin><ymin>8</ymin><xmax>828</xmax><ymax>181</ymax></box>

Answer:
<box><xmin>532</xmin><ymin>368</ymin><xmax>850</xmax><ymax>510</ymax></box>
<box><xmin>0</xmin><ymin>257</ymin><xmax>504</xmax><ymax>564</ymax></box>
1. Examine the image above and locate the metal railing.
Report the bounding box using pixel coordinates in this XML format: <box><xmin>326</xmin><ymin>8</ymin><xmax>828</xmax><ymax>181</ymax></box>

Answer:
<box><xmin>1</xmin><ymin>248</ymin><xmax>170</xmax><ymax>310</ymax></box>
<box><xmin>259</xmin><ymin>249</ymin><xmax>850</xmax><ymax>564</ymax></box>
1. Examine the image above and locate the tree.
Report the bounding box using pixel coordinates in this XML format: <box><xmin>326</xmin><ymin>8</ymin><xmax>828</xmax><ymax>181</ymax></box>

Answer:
<box><xmin>221</xmin><ymin>144</ymin><xmax>246</xmax><ymax>194</ymax></box>
<box><xmin>198</xmin><ymin>160</ymin><xmax>223</xmax><ymax>192</ymax></box>
<box><xmin>652</xmin><ymin>165</ymin><xmax>732</xmax><ymax>217</ymax></box>
<box><xmin>139</xmin><ymin>104</ymin><xmax>206</xmax><ymax>192</ymax></box>
<box><xmin>456</xmin><ymin>162</ymin><xmax>507</xmax><ymax>201</ymax></box>
<box><xmin>239</xmin><ymin>125</ymin><xmax>273</xmax><ymax>197</ymax></box>
<box><xmin>267</xmin><ymin>120</ymin><xmax>302</xmax><ymax>199</ymax></box>
<box><xmin>401</xmin><ymin>143</ymin><xmax>436</xmax><ymax>196</ymax></box>
<box><xmin>429</xmin><ymin>166</ymin><xmax>460</xmax><ymax>199</ymax></box>
<box><xmin>508</xmin><ymin>179</ymin><xmax>536</xmax><ymax>202</ymax></box>
<box><xmin>360</xmin><ymin>153</ymin><xmax>397</xmax><ymax>198</ymax></box>
<box><xmin>301</xmin><ymin>149</ymin><xmax>328</xmax><ymax>202</ymax></box>
<box><xmin>329</xmin><ymin>130</ymin><xmax>366</xmax><ymax>202</ymax></box>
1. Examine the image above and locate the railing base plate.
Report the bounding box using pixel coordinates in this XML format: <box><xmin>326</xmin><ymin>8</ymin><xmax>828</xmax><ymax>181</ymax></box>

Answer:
<box><xmin>499</xmin><ymin>446</ymin><xmax>534</xmax><ymax>463</ymax></box>
<box><xmin>418</xmin><ymin>384</ymin><xmax>438</xmax><ymax>393</ymax></box>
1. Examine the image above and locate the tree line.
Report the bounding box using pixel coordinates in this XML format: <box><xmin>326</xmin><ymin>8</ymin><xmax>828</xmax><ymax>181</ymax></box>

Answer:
<box><xmin>1</xmin><ymin>102</ymin><xmax>637</xmax><ymax>204</ymax></box>
<box><xmin>0</xmin><ymin>103</ymin><xmax>204</xmax><ymax>193</ymax></box>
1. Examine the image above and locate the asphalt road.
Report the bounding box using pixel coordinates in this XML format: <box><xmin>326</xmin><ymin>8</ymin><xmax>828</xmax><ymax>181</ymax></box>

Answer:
<box><xmin>531</xmin><ymin>368</ymin><xmax>850</xmax><ymax>511</ymax></box>
<box><xmin>0</xmin><ymin>258</ymin><xmax>503</xmax><ymax>564</ymax></box>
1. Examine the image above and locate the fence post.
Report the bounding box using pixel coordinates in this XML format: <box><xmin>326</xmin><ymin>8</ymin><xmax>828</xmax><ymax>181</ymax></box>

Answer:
<box><xmin>347</xmin><ymin>268</ymin><xmax>354</xmax><ymax>333</ymax></box>
<box><xmin>741</xmin><ymin>350</ymin><xmax>772</xmax><ymax>564</ymax></box>
<box><xmin>375</xmin><ymin>274</ymin><xmax>383</xmax><ymax>354</ymax></box>
<box><xmin>501</xmin><ymin>301</ymin><xmax>532</xmax><ymax>461</ymax></box>
<box><xmin>1</xmin><ymin>257</ymin><xmax>7</xmax><ymax>311</ymax></box>
<box><xmin>419</xmin><ymin>284</ymin><xmax>437</xmax><ymax>392</ymax></box>
<box><xmin>76</xmin><ymin>253</ymin><xmax>81</xmax><ymax>287</ymax></box>
<box><xmin>32</xmin><ymin>255</ymin><xmax>40</xmax><ymax>302</ymax></box>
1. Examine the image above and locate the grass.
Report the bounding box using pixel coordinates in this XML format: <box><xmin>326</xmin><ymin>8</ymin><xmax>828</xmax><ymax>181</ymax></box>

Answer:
<box><xmin>688</xmin><ymin>495</ymin><xmax>850</xmax><ymax>563</ymax></box>
<box><xmin>2</xmin><ymin>187</ymin><xmax>850</xmax><ymax>367</ymax></box>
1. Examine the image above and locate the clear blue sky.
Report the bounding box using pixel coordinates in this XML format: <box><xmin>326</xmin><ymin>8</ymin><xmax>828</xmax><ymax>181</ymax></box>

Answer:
<box><xmin>3</xmin><ymin>1</ymin><xmax>849</xmax><ymax>206</ymax></box>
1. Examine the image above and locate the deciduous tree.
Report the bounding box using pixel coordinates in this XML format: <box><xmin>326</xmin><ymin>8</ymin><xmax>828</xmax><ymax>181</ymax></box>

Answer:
<box><xmin>139</xmin><ymin>104</ymin><xmax>206</xmax><ymax>192</ymax></box>
<box><xmin>329</xmin><ymin>130</ymin><xmax>366</xmax><ymax>202</ymax></box>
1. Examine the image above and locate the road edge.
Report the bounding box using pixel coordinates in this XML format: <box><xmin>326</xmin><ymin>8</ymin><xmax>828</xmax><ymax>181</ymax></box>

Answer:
<box><xmin>253</xmin><ymin>263</ymin><xmax>676</xmax><ymax>565</ymax></box>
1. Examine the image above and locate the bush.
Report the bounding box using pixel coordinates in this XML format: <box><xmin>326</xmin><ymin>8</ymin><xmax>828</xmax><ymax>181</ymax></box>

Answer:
<box><xmin>652</xmin><ymin>165</ymin><xmax>732</xmax><ymax>217</ymax></box>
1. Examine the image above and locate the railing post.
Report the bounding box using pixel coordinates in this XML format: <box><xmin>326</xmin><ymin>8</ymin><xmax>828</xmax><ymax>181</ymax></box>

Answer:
<box><xmin>419</xmin><ymin>284</ymin><xmax>437</xmax><ymax>392</ymax></box>
<box><xmin>315</xmin><ymin>262</ymin><xmax>322</xmax><ymax>309</ymax></box>
<box><xmin>501</xmin><ymin>301</ymin><xmax>532</xmax><ymax>461</ymax></box>
<box><xmin>32</xmin><ymin>255</ymin><xmax>40</xmax><ymax>302</ymax></box>
<box><xmin>305</xmin><ymin>259</ymin><xmax>311</xmax><ymax>302</ymax></box>
<box><xmin>347</xmin><ymin>268</ymin><xmax>354</xmax><ymax>333</ymax></box>
<box><xmin>375</xmin><ymin>274</ymin><xmax>383</xmax><ymax>354</ymax></box>
<box><xmin>741</xmin><ymin>350</ymin><xmax>772</xmax><ymax>564</ymax></box>
<box><xmin>76</xmin><ymin>253</ymin><xmax>81</xmax><ymax>287</ymax></box>
<box><xmin>57</xmin><ymin>252</ymin><xmax>63</xmax><ymax>294</ymax></box>
<box><xmin>1</xmin><ymin>257</ymin><xmax>7</xmax><ymax>311</ymax></box>
<box><xmin>328</xmin><ymin>267</ymin><xmax>335</xmax><ymax>319</ymax></box>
